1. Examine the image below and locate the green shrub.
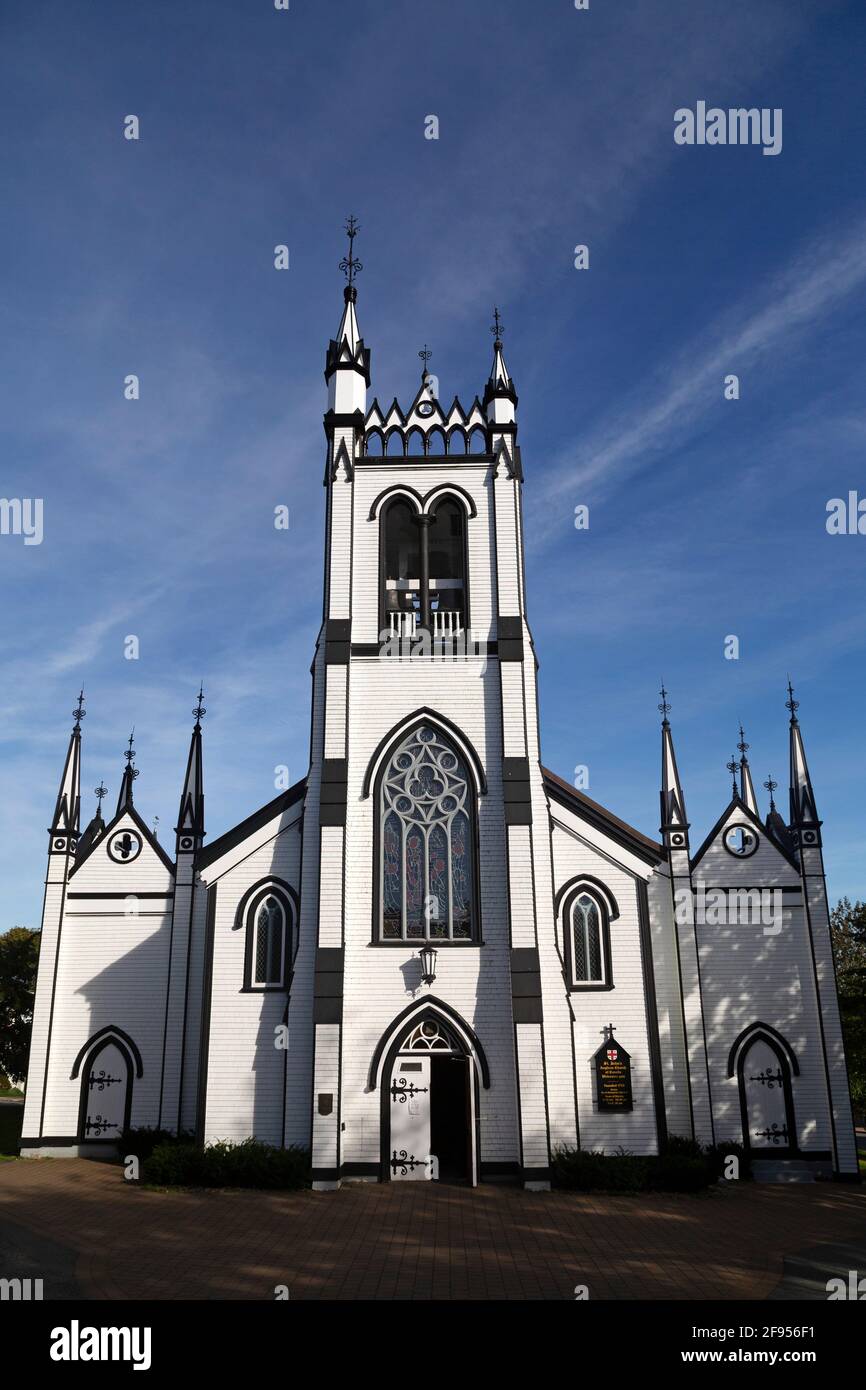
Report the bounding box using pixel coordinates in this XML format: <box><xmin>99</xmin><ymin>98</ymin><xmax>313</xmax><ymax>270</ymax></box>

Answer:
<box><xmin>662</xmin><ymin>1134</ymin><xmax>704</xmax><ymax>1160</ymax></box>
<box><xmin>553</xmin><ymin>1137</ymin><xmax>726</xmax><ymax>1194</ymax></box>
<box><xmin>553</xmin><ymin>1146</ymin><xmax>651</xmax><ymax>1192</ymax></box>
<box><xmin>142</xmin><ymin>1137</ymin><xmax>310</xmax><ymax>1190</ymax></box>
<box><xmin>648</xmin><ymin>1154</ymin><xmax>712</xmax><ymax>1192</ymax></box>
<box><xmin>120</xmin><ymin>1127</ymin><xmax>195</xmax><ymax>1162</ymax></box>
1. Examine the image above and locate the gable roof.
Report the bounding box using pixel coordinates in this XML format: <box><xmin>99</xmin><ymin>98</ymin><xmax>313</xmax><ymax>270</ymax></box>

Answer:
<box><xmin>69</xmin><ymin>801</ymin><xmax>176</xmax><ymax>878</ymax></box>
<box><xmin>542</xmin><ymin>767</ymin><xmax>664</xmax><ymax>866</ymax></box>
<box><xmin>689</xmin><ymin>793</ymin><xmax>800</xmax><ymax>874</ymax></box>
<box><xmin>196</xmin><ymin>778</ymin><xmax>306</xmax><ymax>870</ymax></box>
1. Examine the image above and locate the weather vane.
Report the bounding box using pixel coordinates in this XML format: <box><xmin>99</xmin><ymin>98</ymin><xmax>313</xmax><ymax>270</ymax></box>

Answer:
<box><xmin>785</xmin><ymin>678</ymin><xmax>799</xmax><ymax>720</ymax></box>
<box><xmin>193</xmin><ymin>684</ymin><xmax>206</xmax><ymax>725</ymax></box>
<box><xmin>658</xmin><ymin>681</ymin><xmax>671</xmax><ymax>724</ymax></box>
<box><xmin>737</xmin><ymin>723</ymin><xmax>749</xmax><ymax>758</ymax></box>
<box><xmin>124</xmin><ymin>729</ymin><xmax>140</xmax><ymax>783</ymax></box>
<box><xmin>73</xmin><ymin>690</ymin><xmax>86</xmax><ymax>729</ymax></box>
<box><xmin>490</xmin><ymin>306</ymin><xmax>504</xmax><ymax>343</ymax></box>
<box><xmin>339</xmin><ymin>214</ymin><xmax>363</xmax><ymax>286</ymax></box>
<box><xmin>764</xmin><ymin>775</ymin><xmax>778</xmax><ymax>811</ymax></box>
<box><xmin>726</xmin><ymin>754</ymin><xmax>740</xmax><ymax>796</ymax></box>
<box><xmin>94</xmin><ymin>780</ymin><xmax>108</xmax><ymax>811</ymax></box>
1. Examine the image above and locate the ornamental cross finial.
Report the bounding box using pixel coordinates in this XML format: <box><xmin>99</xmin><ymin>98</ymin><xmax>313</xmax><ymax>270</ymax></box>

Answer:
<box><xmin>73</xmin><ymin>690</ymin><xmax>86</xmax><ymax>729</ymax></box>
<box><xmin>785</xmin><ymin>677</ymin><xmax>799</xmax><ymax>721</ymax></box>
<box><xmin>124</xmin><ymin>729</ymin><xmax>140</xmax><ymax>782</ymax></box>
<box><xmin>339</xmin><ymin>214</ymin><xmax>363</xmax><ymax>286</ymax></box>
<box><xmin>764</xmin><ymin>774</ymin><xmax>778</xmax><ymax>811</ymax></box>
<box><xmin>490</xmin><ymin>306</ymin><xmax>504</xmax><ymax>344</ymax></box>
<box><xmin>737</xmin><ymin>723</ymin><xmax>750</xmax><ymax>759</ymax></box>
<box><xmin>726</xmin><ymin>754</ymin><xmax>740</xmax><ymax>796</ymax></box>
<box><xmin>602</xmin><ymin>1022</ymin><xmax>616</xmax><ymax>1040</ymax></box>
<box><xmin>94</xmin><ymin>780</ymin><xmax>108</xmax><ymax>810</ymax></box>
<box><xmin>658</xmin><ymin>681</ymin><xmax>671</xmax><ymax>724</ymax></box>
<box><xmin>418</xmin><ymin>344</ymin><xmax>432</xmax><ymax>377</ymax></box>
<box><xmin>193</xmin><ymin>684</ymin><xmax>206</xmax><ymax>726</ymax></box>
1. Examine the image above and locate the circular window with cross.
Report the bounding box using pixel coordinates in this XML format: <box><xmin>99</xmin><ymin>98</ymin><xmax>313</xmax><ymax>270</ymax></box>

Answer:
<box><xmin>723</xmin><ymin>823</ymin><xmax>759</xmax><ymax>858</ymax></box>
<box><xmin>107</xmin><ymin>828</ymin><xmax>143</xmax><ymax>864</ymax></box>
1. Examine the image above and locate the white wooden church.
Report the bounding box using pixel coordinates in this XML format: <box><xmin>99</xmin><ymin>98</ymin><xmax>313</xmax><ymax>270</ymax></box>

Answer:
<box><xmin>22</xmin><ymin>227</ymin><xmax>859</xmax><ymax>1186</ymax></box>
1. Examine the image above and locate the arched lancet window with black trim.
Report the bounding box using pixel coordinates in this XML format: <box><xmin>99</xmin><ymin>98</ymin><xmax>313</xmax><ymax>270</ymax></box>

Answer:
<box><xmin>382</xmin><ymin>498</ymin><xmax>422</xmax><ymax>630</ymax></box>
<box><xmin>428</xmin><ymin>498</ymin><xmax>466</xmax><ymax>628</ymax></box>
<box><xmin>563</xmin><ymin>887</ymin><xmax>612</xmax><ymax>989</ymax></box>
<box><xmin>242</xmin><ymin>885</ymin><xmax>294</xmax><ymax>990</ymax></box>
<box><xmin>378</xmin><ymin>725</ymin><xmax>477</xmax><ymax>942</ymax></box>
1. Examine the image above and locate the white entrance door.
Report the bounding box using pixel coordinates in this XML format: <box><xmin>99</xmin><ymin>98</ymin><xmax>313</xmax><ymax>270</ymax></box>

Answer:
<box><xmin>743</xmin><ymin>1039</ymin><xmax>790</xmax><ymax>1150</ymax></box>
<box><xmin>389</xmin><ymin>1055</ymin><xmax>431</xmax><ymax>1180</ymax></box>
<box><xmin>82</xmin><ymin>1043</ymin><xmax>128</xmax><ymax>1140</ymax></box>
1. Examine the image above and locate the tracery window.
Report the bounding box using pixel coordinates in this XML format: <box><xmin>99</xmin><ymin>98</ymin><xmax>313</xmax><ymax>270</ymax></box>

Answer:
<box><xmin>379</xmin><ymin>725</ymin><xmax>476</xmax><ymax>942</ymax></box>
<box><xmin>254</xmin><ymin>895</ymin><xmax>286</xmax><ymax>986</ymax></box>
<box><xmin>569</xmin><ymin>891</ymin><xmax>607</xmax><ymax>986</ymax></box>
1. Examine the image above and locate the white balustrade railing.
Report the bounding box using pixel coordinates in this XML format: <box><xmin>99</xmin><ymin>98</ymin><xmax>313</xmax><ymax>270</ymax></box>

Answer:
<box><xmin>386</xmin><ymin>610</ymin><xmax>464</xmax><ymax>640</ymax></box>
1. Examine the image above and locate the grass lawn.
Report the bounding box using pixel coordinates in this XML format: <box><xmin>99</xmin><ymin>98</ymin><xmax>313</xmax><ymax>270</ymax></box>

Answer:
<box><xmin>0</xmin><ymin>1103</ymin><xmax>23</xmax><ymax>1159</ymax></box>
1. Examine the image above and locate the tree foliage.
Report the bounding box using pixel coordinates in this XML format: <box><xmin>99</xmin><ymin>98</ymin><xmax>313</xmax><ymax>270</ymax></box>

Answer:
<box><xmin>0</xmin><ymin>927</ymin><xmax>40</xmax><ymax>1084</ymax></box>
<box><xmin>830</xmin><ymin>897</ymin><xmax>866</xmax><ymax>1120</ymax></box>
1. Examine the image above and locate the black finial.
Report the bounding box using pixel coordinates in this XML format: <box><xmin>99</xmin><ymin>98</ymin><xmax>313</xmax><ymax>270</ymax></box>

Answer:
<box><xmin>94</xmin><ymin>779</ymin><xmax>108</xmax><ymax>808</ymax></box>
<box><xmin>193</xmin><ymin>684</ymin><xmax>206</xmax><ymax>727</ymax></box>
<box><xmin>658</xmin><ymin>681</ymin><xmax>671</xmax><ymax>726</ymax></box>
<box><xmin>602</xmin><ymin>1022</ymin><xmax>616</xmax><ymax>1041</ymax></box>
<box><xmin>490</xmin><ymin>306</ymin><xmax>505</xmax><ymax>346</ymax></box>
<box><xmin>785</xmin><ymin>677</ymin><xmax>799</xmax><ymax>723</ymax></box>
<box><xmin>726</xmin><ymin>754</ymin><xmax>740</xmax><ymax>797</ymax></box>
<box><xmin>418</xmin><ymin>343</ymin><xmax>432</xmax><ymax>379</ymax></box>
<box><xmin>72</xmin><ymin>690</ymin><xmax>86</xmax><ymax>730</ymax></box>
<box><xmin>339</xmin><ymin>215</ymin><xmax>363</xmax><ymax>287</ymax></box>
<box><xmin>764</xmin><ymin>774</ymin><xmax>778</xmax><ymax>812</ymax></box>
<box><xmin>737</xmin><ymin>723</ymin><xmax>750</xmax><ymax>759</ymax></box>
<box><xmin>124</xmin><ymin>729</ymin><xmax>140</xmax><ymax>784</ymax></box>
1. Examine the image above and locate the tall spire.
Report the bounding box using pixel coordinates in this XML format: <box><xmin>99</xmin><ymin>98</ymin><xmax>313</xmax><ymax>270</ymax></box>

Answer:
<box><xmin>787</xmin><ymin>680</ymin><xmax>821</xmax><ymax>847</ymax></box>
<box><xmin>737</xmin><ymin>723</ymin><xmax>759</xmax><ymax>814</ymax></box>
<box><xmin>483</xmin><ymin>304</ymin><xmax>517</xmax><ymax>419</ymax></box>
<box><xmin>49</xmin><ymin>692</ymin><xmax>84</xmax><ymax>849</ymax></box>
<box><xmin>175</xmin><ymin>687</ymin><xmax>205</xmax><ymax>855</ymax></box>
<box><xmin>325</xmin><ymin>215</ymin><xmax>370</xmax><ymax>407</ymax></box>
<box><xmin>116</xmin><ymin>728</ymin><xmax>139</xmax><ymax>816</ymax></box>
<box><xmin>658</xmin><ymin>684</ymin><xmax>689</xmax><ymax>850</ymax></box>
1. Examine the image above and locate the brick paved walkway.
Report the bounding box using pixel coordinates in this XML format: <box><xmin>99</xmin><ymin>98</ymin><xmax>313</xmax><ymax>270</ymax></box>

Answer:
<box><xmin>1</xmin><ymin>1159</ymin><xmax>864</xmax><ymax>1300</ymax></box>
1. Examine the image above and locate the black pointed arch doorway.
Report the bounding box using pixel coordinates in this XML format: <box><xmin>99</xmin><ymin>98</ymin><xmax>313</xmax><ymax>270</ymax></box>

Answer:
<box><xmin>370</xmin><ymin>997</ymin><xmax>489</xmax><ymax>1185</ymax></box>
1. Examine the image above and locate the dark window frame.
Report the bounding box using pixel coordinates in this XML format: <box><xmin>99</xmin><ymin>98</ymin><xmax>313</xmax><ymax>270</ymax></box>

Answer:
<box><xmin>561</xmin><ymin>884</ymin><xmax>614</xmax><ymax>991</ymax></box>
<box><xmin>235</xmin><ymin>879</ymin><xmax>298</xmax><ymax>993</ymax></box>
<box><xmin>372</xmin><ymin>719</ymin><xmax>483</xmax><ymax>947</ymax></box>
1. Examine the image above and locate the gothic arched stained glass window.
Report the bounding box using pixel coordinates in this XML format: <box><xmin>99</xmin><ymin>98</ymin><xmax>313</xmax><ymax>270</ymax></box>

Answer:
<box><xmin>571</xmin><ymin>892</ymin><xmax>605</xmax><ymax>985</ymax></box>
<box><xmin>379</xmin><ymin>725</ymin><xmax>476</xmax><ymax>941</ymax></box>
<box><xmin>253</xmin><ymin>895</ymin><xmax>287</xmax><ymax>987</ymax></box>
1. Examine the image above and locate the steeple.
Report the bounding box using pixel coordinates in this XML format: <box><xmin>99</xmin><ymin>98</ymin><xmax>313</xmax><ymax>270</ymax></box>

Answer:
<box><xmin>76</xmin><ymin>779</ymin><xmax>108</xmax><ymax>861</ymax></box>
<box><xmin>483</xmin><ymin>305</ymin><xmax>517</xmax><ymax>423</ymax></box>
<box><xmin>325</xmin><ymin>215</ymin><xmax>371</xmax><ymax>414</ymax></box>
<box><xmin>786</xmin><ymin>680</ymin><xmax>821</xmax><ymax>849</ymax></box>
<box><xmin>763</xmin><ymin>772</ymin><xmax>794</xmax><ymax>854</ymax></box>
<box><xmin>116</xmin><ymin>729</ymin><xmax>139</xmax><ymax>816</ymax></box>
<box><xmin>737</xmin><ymin>723</ymin><xmax>759</xmax><ymax>815</ymax></box>
<box><xmin>175</xmin><ymin>687</ymin><xmax>205</xmax><ymax>855</ymax></box>
<box><xmin>658</xmin><ymin>685</ymin><xmax>689</xmax><ymax>851</ymax></box>
<box><xmin>49</xmin><ymin>691</ymin><xmax>84</xmax><ymax>853</ymax></box>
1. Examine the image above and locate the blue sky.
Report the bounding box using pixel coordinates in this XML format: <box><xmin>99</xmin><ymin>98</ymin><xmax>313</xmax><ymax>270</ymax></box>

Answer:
<box><xmin>1</xmin><ymin>0</ymin><xmax>865</xmax><ymax>930</ymax></box>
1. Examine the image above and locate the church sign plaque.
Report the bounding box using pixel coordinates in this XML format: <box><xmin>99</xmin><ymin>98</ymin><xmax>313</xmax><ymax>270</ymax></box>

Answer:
<box><xmin>594</xmin><ymin>1035</ymin><xmax>633</xmax><ymax>1112</ymax></box>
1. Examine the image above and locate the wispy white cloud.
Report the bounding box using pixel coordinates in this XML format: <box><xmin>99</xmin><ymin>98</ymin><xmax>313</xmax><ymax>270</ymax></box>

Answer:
<box><xmin>527</xmin><ymin>211</ymin><xmax>866</xmax><ymax>543</ymax></box>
